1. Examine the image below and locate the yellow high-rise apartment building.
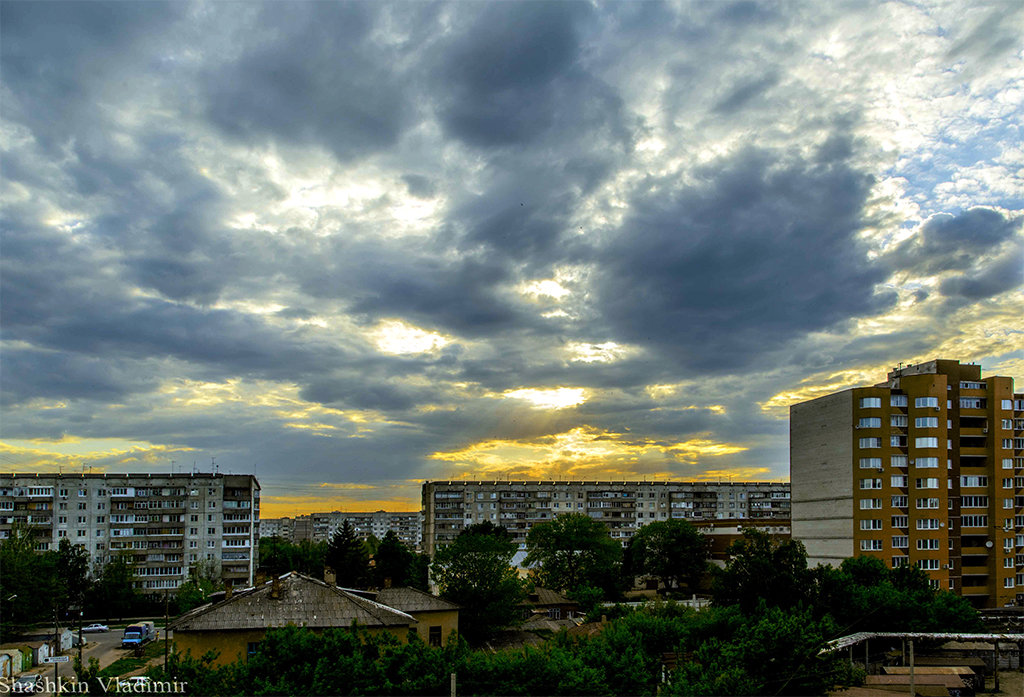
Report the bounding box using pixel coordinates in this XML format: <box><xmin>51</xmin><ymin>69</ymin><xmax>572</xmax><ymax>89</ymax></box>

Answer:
<box><xmin>791</xmin><ymin>359</ymin><xmax>1024</xmax><ymax>608</ymax></box>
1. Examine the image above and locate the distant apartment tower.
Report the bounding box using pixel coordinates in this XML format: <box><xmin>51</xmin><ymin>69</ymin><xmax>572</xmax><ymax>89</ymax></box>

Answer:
<box><xmin>270</xmin><ymin>511</ymin><xmax>423</xmax><ymax>550</ymax></box>
<box><xmin>790</xmin><ymin>359</ymin><xmax>1024</xmax><ymax>608</ymax></box>
<box><xmin>0</xmin><ymin>472</ymin><xmax>260</xmax><ymax>591</ymax></box>
<box><xmin>421</xmin><ymin>480</ymin><xmax>791</xmax><ymax>556</ymax></box>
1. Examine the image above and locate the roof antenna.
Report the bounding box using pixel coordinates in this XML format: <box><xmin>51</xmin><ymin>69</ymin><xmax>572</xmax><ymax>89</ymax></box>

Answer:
<box><xmin>212</xmin><ymin>456</ymin><xmax>218</xmax><ymax>474</ymax></box>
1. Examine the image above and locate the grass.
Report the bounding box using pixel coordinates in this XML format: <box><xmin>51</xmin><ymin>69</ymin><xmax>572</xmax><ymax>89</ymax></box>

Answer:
<box><xmin>96</xmin><ymin>640</ymin><xmax>165</xmax><ymax>678</ymax></box>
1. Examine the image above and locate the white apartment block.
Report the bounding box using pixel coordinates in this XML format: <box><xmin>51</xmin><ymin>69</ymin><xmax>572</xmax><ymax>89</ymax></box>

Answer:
<box><xmin>261</xmin><ymin>510</ymin><xmax>423</xmax><ymax>550</ymax></box>
<box><xmin>421</xmin><ymin>480</ymin><xmax>791</xmax><ymax>555</ymax></box>
<box><xmin>0</xmin><ymin>472</ymin><xmax>260</xmax><ymax>592</ymax></box>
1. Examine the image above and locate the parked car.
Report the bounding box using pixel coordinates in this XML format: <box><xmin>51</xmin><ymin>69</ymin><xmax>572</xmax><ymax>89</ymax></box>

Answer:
<box><xmin>12</xmin><ymin>674</ymin><xmax>43</xmax><ymax>693</ymax></box>
<box><xmin>82</xmin><ymin>623</ymin><xmax>109</xmax><ymax>633</ymax></box>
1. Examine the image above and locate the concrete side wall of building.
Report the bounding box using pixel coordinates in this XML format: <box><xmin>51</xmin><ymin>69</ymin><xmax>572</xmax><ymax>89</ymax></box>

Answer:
<box><xmin>174</xmin><ymin>625</ymin><xmax>411</xmax><ymax>668</ymax></box>
<box><xmin>407</xmin><ymin>609</ymin><xmax>459</xmax><ymax>646</ymax></box>
<box><xmin>791</xmin><ymin>390</ymin><xmax>854</xmax><ymax>567</ymax></box>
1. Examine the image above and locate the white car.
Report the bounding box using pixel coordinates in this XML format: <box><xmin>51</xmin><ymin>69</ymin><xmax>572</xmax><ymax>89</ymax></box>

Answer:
<box><xmin>82</xmin><ymin>623</ymin><xmax>109</xmax><ymax>633</ymax></box>
<box><xmin>12</xmin><ymin>674</ymin><xmax>43</xmax><ymax>693</ymax></box>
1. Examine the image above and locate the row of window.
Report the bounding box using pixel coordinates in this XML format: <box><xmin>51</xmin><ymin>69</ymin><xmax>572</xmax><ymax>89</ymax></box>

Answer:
<box><xmin>859</xmin><ymin>456</ymin><xmax>942</xmax><ymax>468</ymax></box>
<box><xmin>859</xmin><ymin>416</ymin><xmax>942</xmax><ymax>429</ymax></box>
<box><xmin>861</xmin><ymin>396</ymin><xmax>1020</xmax><ymax>411</ymax></box>
<box><xmin>860</xmin><ymin>437</ymin><xmax>943</xmax><ymax>448</ymax></box>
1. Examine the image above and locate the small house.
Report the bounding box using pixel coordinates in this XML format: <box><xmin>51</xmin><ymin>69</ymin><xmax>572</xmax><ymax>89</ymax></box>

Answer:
<box><xmin>169</xmin><ymin>572</ymin><xmax>416</xmax><ymax>667</ymax></box>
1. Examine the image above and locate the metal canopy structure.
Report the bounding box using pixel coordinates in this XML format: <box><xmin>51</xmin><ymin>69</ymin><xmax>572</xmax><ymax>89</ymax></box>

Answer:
<box><xmin>820</xmin><ymin>631</ymin><xmax>1024</xmax><ymax>654</ymax></box>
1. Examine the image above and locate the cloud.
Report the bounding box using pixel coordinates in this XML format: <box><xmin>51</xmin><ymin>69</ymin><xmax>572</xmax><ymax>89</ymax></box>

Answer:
<box><xmin>591</xmin><ymin>138</ymin><xmax>893</xmax><ymax>371</ymax></box>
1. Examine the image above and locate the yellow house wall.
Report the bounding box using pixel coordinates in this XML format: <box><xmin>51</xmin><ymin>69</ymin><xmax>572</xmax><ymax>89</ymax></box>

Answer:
<box><xmin>174</xmin><ymin>625</ymin><xmax>411</xmax><ymax>668</ymax></box>
<box><xmin>407</xmin><ymin>609</ymin><xmax>459</xmax><ymax>646</ymax></box>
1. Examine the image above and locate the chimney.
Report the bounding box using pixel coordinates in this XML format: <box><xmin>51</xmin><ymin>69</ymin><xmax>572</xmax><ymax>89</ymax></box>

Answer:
<box><xmin>324</xmin><ymin>567</ymin><xmax>336</xmax><ymax>586</ymax></box>
<box><xmin>225</xmin><ymin>585</ymin><xmax>233</xmax><ymax>601</ymax></box>
<box><xmin>384</xmin><ymin>577</ymin><xmax>392</xmax><ymax>589</ymax></box>
<box><xmin>270</xmin><ymin>576</ymin><xmax>281</xmax><ymax>600</ymax></box>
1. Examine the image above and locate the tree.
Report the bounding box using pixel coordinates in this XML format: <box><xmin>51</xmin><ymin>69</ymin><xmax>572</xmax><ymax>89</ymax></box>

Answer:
<box><xmin>56</xmin><ymin>538</ymin><xmax>92</xmax><ymax>618</ymax></box>
<box><xmin>712</xmin><ymin>529</ymin><xmax>813</xmax><ymax>613</ymax></box>
<box><xmin>174</xmin><ymin>559</ymin><xmax>224</xmax><ymax>615</ymax></box>
<box><xmin>87</xmin><ymin>551</ymin><xmax>139</xmax><ymax>621</ymax></box>
<box><xmin>627</xmin><ymin>519</ymin><xmax>708</xmax><ymax>594</ymax></box>
<box><xmin>524</xmin><ymin>513</ymin><xmax>622</xmax><ymax>596</ymax></box>
<box><xmin>325</xmin><ymin>521</ymin><xmax>371</xmax><ymax>588</ymax></box>
<box><xmin>0</xmin><ymin>524</ymin><xmax>58</xmax><ymax>640</ymax></box>
<box><xmin>372</xmin><ymin>530</ymin><xmax>415</xmax><ymax>588</ymax></box>
<box><xmin>430</xmin><ymin>522</ymin><xmax>526</xmax><ymax>644</ymax></box>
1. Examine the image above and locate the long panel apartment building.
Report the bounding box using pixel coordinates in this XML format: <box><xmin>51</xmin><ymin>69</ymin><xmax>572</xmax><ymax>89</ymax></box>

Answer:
<box><xmin>0</xmin><ymin>472</ymin><xmax>260</xmax><ymax>592</ymax></box>
<box><xmin>791</xmin><ymin>359</ymin><xmax>1024</xmax><ymax>608</ymax></box>
<box><xmin>260</xmin><ymin>510</ymin><xmax>422</xmax><ymax>549</ymax></box>
<box><xmin>421</xmin><ymin>480</ymin><xmax>791</xmax><ymax>555</ymax></box>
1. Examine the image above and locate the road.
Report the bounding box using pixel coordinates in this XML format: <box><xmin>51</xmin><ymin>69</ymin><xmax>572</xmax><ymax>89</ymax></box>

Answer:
<box><xmin>31</xmin><ymin>626</ymin><xmax>173</xmax><ymax>695</ymax></box>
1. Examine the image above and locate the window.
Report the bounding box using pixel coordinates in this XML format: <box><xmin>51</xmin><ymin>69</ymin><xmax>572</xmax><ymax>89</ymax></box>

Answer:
<box><xmin>860</xmin><ymin>397</ymin><xmax>882</xmax><ymax>408</ymax></box>
<box><xmin>960</xmin><ymin>381</ymin><xmax>983</xmax><ymax>390</ymax></box>
<box><xmin>891</xmin><ymin>496</ymin><xmax>908</xmax><ymax>508</ymax></box>
<box><xmin>1004</xmin><ymin>459</ymin><xmax>1014</xmax><ymax>469</ymax></box>
<box><xmin>892</xmin><ymin>556</ymin><xmax>909</xmax><ymax>567</ymax></box>
<box><xmin>860</xmin><ymin>519</ymin><xmax>883</xmax><ymax>530</ymax></box>
<box><xmin>915</xmin><ymin>437</ymin><xmax>938</xmax><ymax>448</ymax></box>
<box><xmin>961</xmin><ymin>476</ymin><xmax>988</xmax><ymax>487</ymax></box>
<box><xmin>916</xmin><ymin>539</ymin><xmax>940</xmax><ymax>550</ymax></box>
<box><xmin>1003</xmin><ymin>419</ymin><xmax>1014</xmax><ymax>430</ymax></box>
<box><xmin>892</xmin><ymin>536</ymin><xmax>908</xmax><ymax>548</ymax></box>
<box><xmin>428</xmin><ymin>626</ymin><xmax>443</xmax><ymax>647</ymax></box>
<box><xmin>860</xmin><ymin>498</ymin><xmax>882</xmax><ymax>510</ymax></box>
<box><xmin>860</xmin><ymin>539</ymin><xmax>884</xmax><ymax>551</ymax></box>
<box><xmin>917</xmin><ymin>559</ymin><xmax>940</xmax><ymax>570</ymax></box>
<box><xmin>891</xmin><ymin>515</ymin><xmax>908</xmax><ymax>528</ymax></box>
<box><xmin>891</xmin><ymin>415</ymin><xmax>908</xmax><ymax>427</ymax></box>
<box><xmin>960</xmin><ymin>397</ymin><xmax>985</xmax><ymax>409</ymax></box>
<box><xmin>891</xmin><ymin>435</ymin><xmax>907</xmax><ymax>447</ymax></box>
<box><xmin>915</xmin><ymin>397</ymin><xmax>938</xmax><ymax>408</ymax></box>
<box><xmin>915</xmin><ymin>417</ymin><xmax>938</xmax><ymax>428</ymax></box>
<box><xmin>917</xmin><ymin>519</ymin><xmax>941</xmax><ymax>530</ymax></box>
<box><xmin>860</xmin><ymin>458</ymin><xmax>882</xmax><ymax>469</ymax></box>
<box><xmin>247</xmin><ymin>642</ymin><xmax>260</xmax><ymax>659</ymax></box>
<box><xmin>858</xmin><ymin>417</ymin><xmax>881</xmax><ymax>428</ymax></box>
<box><xmin>915</xmin><ymin>478</ymin><xmax>939</xmax><ymax>489</ymax></box>
<box><xmin>1004</xmin><ymin>439</ymin><xmax>1014</xmax><ymax>449</ymax></box>
<box><xmin>962</xmin><ymin>515</ymin><xmax>988</xmax><ymax>527</ymax></box>
<box><xmin>859</xmin><ymin>438</ymin><xmax>882</xmax><ymax>449</ymax></box>
<box><xmin>916</xmin><ymin>498</ymin><xmax>940</xmax><ymax>509</ymax></box>
<box><xmin>915</xmin><ymin>457</ymin><xmax>939</xmax><ymax>468</ymax></box>
<box><xmin>1005</xmin><ymin>498</ymin><xmax>1015</xmax><ymax>509</ymax></box>
<box><xmin>860</xmin><ymin>478</ymin><xmax>882</xmax><ymax>490</ymax></box>
<box><xmin>1003</xmin><ymin>478</ymin><xmax>1013</xmax><ymax>488</ymax></box>
<box><xmin>891</xmin><ymin>455</ymin><xmax>907</xmax><ymax>468</ymax></box>
<box><xmin>1002</xmin><ymin>399</ymin><xmax>1013</xmax><ymax>410</ymax></box>
<box><xmin>1005</xmin><ymin>558</ymin><xmax>1015</xmax><ymax>569</ymax></box>
<box><xmin>1005</xmin><ymin>578</ymin><xmax>1016</xmax><ymax>589</ymax></box>
<box><xmin>891</xmin><ymin>395</ymin><xmax>908</xmax><ymax>407</ymax></box>
<box><xmin>891</xmin><ymin>475</ymin><xmax>908</xmax><ymax>487</ymax></box>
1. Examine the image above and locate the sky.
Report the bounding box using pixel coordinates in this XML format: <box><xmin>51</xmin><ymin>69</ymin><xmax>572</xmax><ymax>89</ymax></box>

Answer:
<box><xmin>1</xmin><ymin>1</ymin><xmax>1022</xmax><ymax>518</ymax></box>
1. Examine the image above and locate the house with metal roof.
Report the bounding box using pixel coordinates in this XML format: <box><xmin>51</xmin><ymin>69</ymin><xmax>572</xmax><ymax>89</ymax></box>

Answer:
<box><xmin>169</xmin><ymin>572</ymin><xmax>417</xmax><ymax>666</ymax></box>
<box><xmin>374</xmin><ymin>586</ymin><xmax>459</xmax><ymax>647</ymax></box>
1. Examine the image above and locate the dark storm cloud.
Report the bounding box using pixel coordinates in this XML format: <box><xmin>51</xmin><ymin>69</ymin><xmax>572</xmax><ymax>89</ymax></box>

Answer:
<box><xmin>712</xmin><ymin>72</ymin><xmax>780</xmax><ymax>114</ymax></box>
<box><xmin>592</xmin><ymin>139</ymin><xmax>893</xmax><ymax>371</ymax></box>
<box><xmin>202</xmin><ymin>2</ymin><xmax>419</xmax><ymax>161</ymax></box>
<box><xmin>0</xmin><ymin>1</ymin><xmax>181</xmax><ymax>150</ymax></box>
<box><xmin>0</xmin><ymin>348</ymin><xmax>160</xmax><ymax>406</ymax></box>
<box><xmin>938</xmin><ymin>243</ymin><xmax>1024</xmax><ymax>300</ymax></box>
<box><xmin>887</xmin><ymin>208</ymin><xmax>1021</xmax><ymax>275</ymax></box>
<box><xmin>438</xmin><ymin>1</ymin><xmax>590</xmax><ymax>147</ymax></box>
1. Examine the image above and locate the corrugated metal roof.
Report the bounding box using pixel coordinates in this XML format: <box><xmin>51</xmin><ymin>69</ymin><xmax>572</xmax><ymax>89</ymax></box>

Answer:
<box><xmin>170</xmin><ymin>572</ymin><xmax>414</xmax><ymax>632</ymax></box>
<box><xmin>375</xmin><ymin>587</ymin><xmax>460</xmax><ymax>613</ymax></box>
<box><xmin>820</xmin><ymin>631</ymin><xmax>1024</xmax><ymax>654</ymax></box>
